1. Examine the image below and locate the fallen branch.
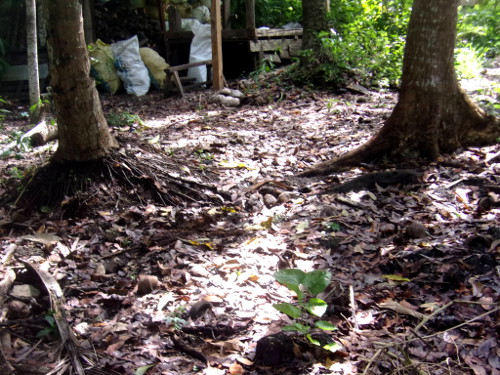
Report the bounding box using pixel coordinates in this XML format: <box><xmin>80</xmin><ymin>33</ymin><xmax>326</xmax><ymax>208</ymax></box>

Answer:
<box><xmin>21</xmin><ymin>261</ymin><xmax>90</xmax><ymax>375</ymax></box>
<box><xmin>29</xmin><ymin>121</ymin><xmax>58</xmax><ymax>147</ymax></box>
<box><xmin>0</xmin><ymin>121</ymin><xmax>58</xmax><ymax>155</ymax></box>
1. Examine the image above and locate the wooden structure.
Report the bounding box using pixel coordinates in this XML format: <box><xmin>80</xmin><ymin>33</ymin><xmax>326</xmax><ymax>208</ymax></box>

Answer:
<box><xmin>164</xmin><ymin>59</ymin><xmax>213</xmax><ymax>96</ymax></box>
<box><xmin>157</xmin><ymin>0</ymin><xmax>302</xmax><ymax>77</ymax></box>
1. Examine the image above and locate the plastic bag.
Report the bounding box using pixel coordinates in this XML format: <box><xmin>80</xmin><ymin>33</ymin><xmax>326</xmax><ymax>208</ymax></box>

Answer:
<box><xmin>188</xmin><ymin>20</ymin><xmax>212</xmax><ymax>83</ymax></box>
<box><xmin>112</xmin><ymin>35</ymin><xmax>150</xmax><ymax>96</ymax></box>
<box><xmin>88</xmin><ymin>39</ymin><xmax>122</xmax><ymax>94</ymax></box>
<box><xmin>139</xmin><ymin>47</ymin><xmax>169</xmax><ymax>89</ymax></box>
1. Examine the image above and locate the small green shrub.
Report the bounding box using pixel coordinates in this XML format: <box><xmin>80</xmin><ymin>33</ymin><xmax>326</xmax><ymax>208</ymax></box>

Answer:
<box><xmin>457</xmin><ymin>0</ymin><xmax>500</xmax><ymax>59</ymax></box>
<box><xmin>106</xmin><ymin>111</ymin><xmax>144</xmax><ymax>130</ymax></box>
<box><xmin>231</xmin><ymin>0</ymin><xmax>302</xmax><ymax>28</ymax></box>
<box><xmin>273</xmin><ymin>269</ymin><xmax>341</xmax><ymax>352</ymax></box>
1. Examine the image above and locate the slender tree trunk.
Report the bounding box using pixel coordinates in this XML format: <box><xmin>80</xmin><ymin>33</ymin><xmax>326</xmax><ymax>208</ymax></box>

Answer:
<box><xmin>26</xmin><ymin>0</ymin><xmax>40</xmax><ymax>124</ymax></box>
<box><xmin>301</xmin><ymin>0</ymin><xmax>329</xmax><ymax>66</ymax></box>
<box><xmin>42</xmin><ymin>0</ymin><xmax>117</xmax><ymax>162</ymax></box>
<box><xmin>299</xmin><ymin>0</ymin><xmax>499</xmax><ymax>176</ymax></box>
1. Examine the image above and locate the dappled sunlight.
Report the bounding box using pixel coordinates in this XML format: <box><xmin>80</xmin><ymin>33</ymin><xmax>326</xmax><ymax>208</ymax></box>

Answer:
<box><xmin>1</xmin><ymin>73</ymin><xmax>498</xmax><ymax>375</ymax></box>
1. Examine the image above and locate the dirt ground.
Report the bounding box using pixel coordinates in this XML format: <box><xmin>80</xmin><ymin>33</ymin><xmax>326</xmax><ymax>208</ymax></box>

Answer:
<box><xmin>0</xmin><ymin>66</ymin><xmax>499</xmax><ymax>375</ymax></box>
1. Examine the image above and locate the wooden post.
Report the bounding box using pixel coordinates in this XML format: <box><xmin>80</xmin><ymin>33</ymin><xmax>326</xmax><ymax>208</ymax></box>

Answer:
<box><xmin>245</xmin><ymin>0</ymin><xmax>255</xmax><ymax>29</ymax></box>
<box><xmin>223</xmin><ymin>0</ymin><xmax>231</xmax><ymax>29</ymax></box>
<box><xmin>211</xmin><ymin>0</ymin><xmax>224</xmax><ymax>90</ymax></box>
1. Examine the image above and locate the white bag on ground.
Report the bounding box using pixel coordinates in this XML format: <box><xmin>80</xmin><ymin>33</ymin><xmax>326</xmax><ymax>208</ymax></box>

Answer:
<box><xmin>188</xmin><ymin>20</ymin><xmax>212</xmax><ymax>83</ymax></box>
<box><xmin>112</xmin><ymin>35</ymin><xmax>150</xmax><ymax>96</ymax></box>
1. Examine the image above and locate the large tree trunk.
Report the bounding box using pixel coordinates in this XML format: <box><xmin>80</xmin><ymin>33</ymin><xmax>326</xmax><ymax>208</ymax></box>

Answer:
<box><xmin>42</xmin><ymin>0</ymin><xmax>117</xmax><ymax>162</ymax></box>
<box><xmin>299</xmin><ymin>0</ymin><xmax>499</xmax><ymax>177</ymax></box>
<box><xmin>301</xmin><ymin>0</ymin><xmax>329</xmax><ymax>66</ymax></box>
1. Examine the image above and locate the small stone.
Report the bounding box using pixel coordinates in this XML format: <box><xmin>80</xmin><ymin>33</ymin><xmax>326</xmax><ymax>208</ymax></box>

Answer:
<box><xmin>220</xmin><ymin>88</ymin><xmax>244</xmax><ymax>98</ymax></box>
<box><xmin>189</xmin><ymin>300</ymin><xmax>213</xmax><ymax>320</ymax></box>
<box><xmin>255</xmin><ymin>333</ymin><xmax>295</xmax><ymax>365</ymax></box>
<box><xmin>263</xmin><ymin>194</ymin><xmax>278</xmax><ymax>208</ymax></box>
<box><xmin>190</xmin><ymin>264</ymin><xmax>210</xmax><ymax>278</ymax></box>
<box><xmin>214</xmin><ymin>94</ymin><xmax>240</xmax><ymax>107</ymax></box>
<box><xmin>380</xmin><ymin>223</ymin><xmax>397</xmax><ymax>236</ymax></box>
<box><xmin>277</xmin><ymin>192</ymin><xmax>296</xmax><ymax>204</ymax></box>
<box><xmin>137</xmin><ymin>274</ymin><xmax>159</xmax><ymax>295</ymax></box>
<box><xmin>477</xmin><ymin>196</ymin><xmax>494</xmax><ymax>214</ymax></box>
<box><xmin>94</xmin><ymin>263</ymin><xmax>106</xmax><ymax>276</ymax></box>
<box><xmin>405</xmin><ymin>222</ymin><xmax>427</xmax><ymax>239</ymax></box>
<box><xmin>8</xmin><ymin>300</ymin><xmax>31</xmax><ymax>319</ymax></box>
<box><xmin>10</xmin><ymin>284</ymin><xmax>41</xmax><ymax>299</ymax></box>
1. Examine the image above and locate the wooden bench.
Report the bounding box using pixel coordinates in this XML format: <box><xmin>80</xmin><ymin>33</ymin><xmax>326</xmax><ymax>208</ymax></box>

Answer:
<box><xmin>164</xmin><ymin>59</ymin><xmax>213</xmax><ymax>97</ymax></box>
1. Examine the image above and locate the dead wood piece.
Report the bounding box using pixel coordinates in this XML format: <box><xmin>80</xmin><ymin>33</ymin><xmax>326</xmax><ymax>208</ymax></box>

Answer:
<box><xmin>21</xmin><ymin>261</ymin><xmax>91</xmax><ymax>375</ymax></box>
<box><xmin>29</xmin><ymin>121</ymin><xmax>58</xmax><ymax>147</ymax></box>
<box><xmin>0</xmin><ymin>121</ymin><xmax>57</xmax><ymax>155</ymax></box>
<box><xmin>172</xmin><ymin>334</ymin><xmax>208</xmax><ymax>365</ymax></box>
<box><xmin>322</xmin><ymin>170</ymin><xmax>423</xmax><ymax>194</ymax></box>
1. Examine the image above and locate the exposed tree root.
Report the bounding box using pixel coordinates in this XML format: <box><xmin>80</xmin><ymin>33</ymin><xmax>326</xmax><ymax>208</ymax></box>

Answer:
<box><xmin>2</xmin><ymin>149</ymin><xmax>227</xmax><ymax>215</ymax></box>
<box><xmin>298</xmin><ymin>98</ymin><xmax>499</xmax><ymax>177</ymax></box>
<box><xmin>296</xmin><ymin>133</ymin><xmax>395</xmax><ymax>177</ymax></box>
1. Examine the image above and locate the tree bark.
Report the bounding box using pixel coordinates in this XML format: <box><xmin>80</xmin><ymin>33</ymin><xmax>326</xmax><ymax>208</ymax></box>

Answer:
<box><xmin>26</xmin><ymin>0</ymin><xmax>41</xmax><ymax>125</ymax></box>
<box><xmin>299</xmin><ymin>0</ymin><xmax>499</xmax><ymax>177</ymax></box>
<box><xmin>42</xmin><ymin>0</ymin><xmax>118</xmax><ymax>162</ymax></box>
<box><xmin>301</xmin><ymin>0</ymin><xmax>329</xmax><ymax>66</ymax></box>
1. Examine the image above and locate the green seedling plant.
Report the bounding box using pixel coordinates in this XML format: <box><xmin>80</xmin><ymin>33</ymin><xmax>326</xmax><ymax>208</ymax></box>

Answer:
<box><xmin>37</xmin><ymin>312</ymin><xmax>58</xmax><ymax>338</ymax></box>
<box><xmin>273</xmin><ymin>269</ymin><xmax>339</xmax><ymax>352</ymax></box>
<box><xmin>164</xmin><ymin>307</ymin><xmax>187</xmax><ymax>330</ymax></box>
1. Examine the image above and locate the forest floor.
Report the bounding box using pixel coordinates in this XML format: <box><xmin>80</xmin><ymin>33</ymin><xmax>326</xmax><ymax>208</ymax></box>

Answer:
<box><xmin>0</xmin><ymin>64</ymin><xmax>499</xmax><ymax>375</ymax></box>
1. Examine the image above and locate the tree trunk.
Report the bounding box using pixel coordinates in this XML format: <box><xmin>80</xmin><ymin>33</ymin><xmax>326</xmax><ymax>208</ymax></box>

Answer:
<box><xmin>301</xmin><ymin>0</ymin><xmax>329</xmax><ymax>65</ymax></box>
<box><xmin>42</xmin><ymin>0</ymin><xmax>118</xmax><ymax>162</ymax></box>
<box><xmin>299</xmin><ymin>0</ymin><xmax>499</xmax><ymax>177</ymax></box>
<box><xmin>26</xmin><ymin>0</ymin><xmax>41</xmax><ymax>124</ymax></box>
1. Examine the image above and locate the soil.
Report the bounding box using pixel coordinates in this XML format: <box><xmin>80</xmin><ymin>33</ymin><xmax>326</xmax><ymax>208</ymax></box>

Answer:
<box><xmin>0</xmin><ymin>66</ymin><xmax>499</xmax><ymax>375</ymax></box>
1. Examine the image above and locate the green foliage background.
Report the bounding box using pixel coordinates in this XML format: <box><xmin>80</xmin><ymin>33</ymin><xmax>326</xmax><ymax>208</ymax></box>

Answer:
<box><xmin>291</xmin><ymin>0</ymin><xmax>499</xmax><ymax>88</ymax></box>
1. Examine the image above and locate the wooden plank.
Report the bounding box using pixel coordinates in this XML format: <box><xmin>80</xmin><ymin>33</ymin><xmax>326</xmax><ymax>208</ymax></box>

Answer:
<box><xmin>168</xmin><ymin>59</ymin><xmax>213</xmax><ymax>71</ymax></box>
<box><xmin>255</xmin><ymin>28</ymin><xmax>303</xmax><ymax>38</ymax></box>
<box><xmin>249</xmin><ymin>39</ymin><xmax>302</xmax><ymax>53</ymax></box>
<box><xmin>211</xmin><ymin>0</ymin><xmax>224</xmax><ymax>90</ymax></box>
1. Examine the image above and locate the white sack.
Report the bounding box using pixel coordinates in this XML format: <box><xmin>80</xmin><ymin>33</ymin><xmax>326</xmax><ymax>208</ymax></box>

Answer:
<box><xmin>188</xmin><ymin>20</ymin><xmax>212</xmax><ymax>83</ymax></box>
<box><xmin>112</xmin><ymin>35</ymin><xmax>150</xmax><ymax>96</ymax></box>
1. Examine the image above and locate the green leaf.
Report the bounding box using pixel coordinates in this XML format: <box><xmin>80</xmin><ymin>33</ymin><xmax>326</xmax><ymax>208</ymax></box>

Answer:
<box><xmin>273</xmin><ymin>303</ymin><xmax>302</xmax><ymax>319</ymax></box>
<box><xmin>135</xmin><ymin>364</ymin><xmax>156</xmax><ymax>375</ymax></box>
<box><xmin>306</xmin><ymin>333</ymin><xmax>321</xmax><ymax>346</ymax></box>
<box><xmin>304</xmin><ymin>298</ymin><xmax>328</xmax><ymax>317</ymax></box>
<box><xmin>383</xmin><ymin>274</ymin><xmax>410</xmax><ymax>282</ymax></box>
<box><xmin>315</xmin><ymin>320</ymin><xmax>337</xmax><ymax>331</ymax></box>
<box><xmin>324</xmin><ymin>221</ymin><xmax>341</xmax><ymax>231</ymax></box>
<box><xmin>302</xmin><ymin>270</ymin><xmax>331</xmax><ymax>295</ymax></box>
<box><xmin>285</xmin><ymin>282</ymin><xmax>303</xmax><ymax>300</ymax></box>
<box><xmin>283</xmin><ymin>322</ymin><xmax>310</xmax><ymax>334</ymax></box>
<box><xmin>45</xmin><ymin>314</ymin><xmax>56</xmax><ymax>327</ymax></box>
<box><xmin>148</xmin><ymin>135</ymin><xmax>160</xmax><ymax>144</ymax></box>
<box><xmin>274</xmin><ymin>269</ymin><xmax>306</xmax><ymax>287</ymax></box>
<box><xmin>323</xmin><ymin>341</ymin><xmax>343</xmax><ymax>353</ymax></box>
